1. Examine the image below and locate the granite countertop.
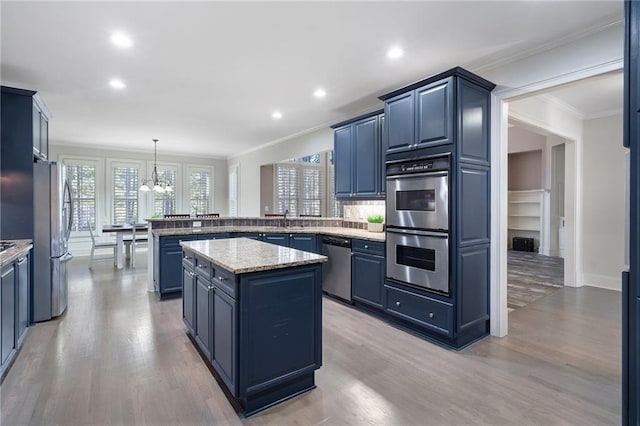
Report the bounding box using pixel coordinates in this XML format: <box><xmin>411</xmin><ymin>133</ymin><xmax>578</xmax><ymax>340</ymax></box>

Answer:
<box><xmin>181</xmin><ymin>238</ymin><xmax>328</xmax><ymax>274</ymax></box>
<box><xmin>153</xmin><ymin>226</ymin><xmax>386</xmax><ymax>242</ymax></box>
<box><xmin>0</xmin><ymin>240</ymin><xmax>33</xmax><ymax>267</ymax></box>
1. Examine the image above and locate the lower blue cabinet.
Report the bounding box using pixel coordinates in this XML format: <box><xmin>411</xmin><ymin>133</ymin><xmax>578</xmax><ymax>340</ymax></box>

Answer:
<box><xmin>195</xmin><ymin>276</ymin><xmax>212</xmax><ymax>360</ymax></box>
<box><xmin>182</xmin><ymin>264</ymin><xmax>195</xmax><ymax>334</ymax></box>
<box><xmin>351</xmin><ymin>239</ymin><xmax>385</xmax><ymax>309</ymax></box>
<box><xmin>1</xmin><ymin>265</ymin><xmax>15</xmax><ymax>366</ymax></box>
<box><xmin>212</xmin><ymin>286</ymin><xmax>237</xmax><ymax>394</ymax></box>
<box><xmin>289</xmin><ymin>234</ymin><xmax>320</xmax><ymax>254</ymax></box>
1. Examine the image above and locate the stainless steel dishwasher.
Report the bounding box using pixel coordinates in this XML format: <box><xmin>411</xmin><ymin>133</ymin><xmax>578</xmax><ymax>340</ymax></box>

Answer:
<box><xmin>321</xmin><ymin>236</ymin><xmax>352</xmax><ymax>302</ymax></box>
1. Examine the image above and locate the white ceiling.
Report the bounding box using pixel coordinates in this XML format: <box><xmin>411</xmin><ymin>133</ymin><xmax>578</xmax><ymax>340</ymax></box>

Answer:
<box><xmin>0</xmin><ymin>1</ymin><xmax>623</xmax><ymax>158</ymax></box>
<box><xmin>545</xmin><ymin>71</ymin><xmax>624</xmax><ymax>118</ymax></box>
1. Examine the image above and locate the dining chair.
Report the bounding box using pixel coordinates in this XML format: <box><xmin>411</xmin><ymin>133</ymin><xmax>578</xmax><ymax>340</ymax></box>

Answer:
<box><xmin>196</xmin><ymin>213</ymin><xmax>220</xmax><ymax>218</ymax></box>
<box><xmin>87</xmin><ymin>225</ymin><xmax>117</xmax><ymax>269</ymax></box>
<box><xmin>129</xmin><ymin>225</ymin><xmax>148</xmax><ymax>268</ymax></box>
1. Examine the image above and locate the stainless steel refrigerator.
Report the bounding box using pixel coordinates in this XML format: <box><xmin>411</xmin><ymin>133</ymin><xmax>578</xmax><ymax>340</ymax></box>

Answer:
<box><xmin>33</xmin><ymin>160</ymin><xmax>73</xmax><ymax>321</ymax></box>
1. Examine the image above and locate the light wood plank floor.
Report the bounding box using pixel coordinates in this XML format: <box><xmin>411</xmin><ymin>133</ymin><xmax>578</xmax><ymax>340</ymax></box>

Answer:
<box><xmin>0</xmin><ymin>254</ymin><xmax>621</xmax><ymax>425</ymax></box>
<box><xmin>508</xmin><ymin>250</ymin><xmax>564</xmax><ymax>312</ymax></box>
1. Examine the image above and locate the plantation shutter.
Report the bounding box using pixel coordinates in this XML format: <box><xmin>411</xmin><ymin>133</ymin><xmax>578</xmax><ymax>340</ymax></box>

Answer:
<box><xmin>113</xmin><ymin>166</ymin><xmax>139</xmax><ymax>224</ymax></box>
<box><xmin>229</xmin><ymin>166</ymin><xmax>238</xmax><ymax>217</ymax></box>
<box><xmin>190</xmin><ymin>169</ymin><xmax>210</xmax><ymax>215</ymax></box>
<box><xmin>153</xmin><ymin>167</ymin><xmax>177</xmax><ymax>216</ymax></box>
<box><xmin>276</xmin><ymin>164</ymin><xmax>298</xmax><ymax>216</ymax></box>
<box><xmin>67</xmin><ymin>163</ymin><xmax>96</xmax><ymax>231</ymax></box>
<box><xmin>301</xmin><ymin>167</ymin><xmax>323</xmax><ymax>216</ymax></box>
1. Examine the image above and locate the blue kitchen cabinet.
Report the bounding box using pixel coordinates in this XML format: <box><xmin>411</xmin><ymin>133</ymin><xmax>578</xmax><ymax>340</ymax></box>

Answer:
<box><xmin>197</xmin><ymin>233</ymin><xmax>231</xmax><ymax>240</ymax></box>
<box><xmin>262</xmin><ymin>233</ymin><xmax>289</xmax><ymax>247</ymax></box>
<box><xmin>195</xmin><ymin>275</ymin><xmax>212</xmax><ymax>360</ymax></box>
<box><xmin>378</xmin><ymin>113</ymin><xmax>386</xmax><ymax>193</ymax></box>
<box><xmin>182</xmin><ymin>260</ymin><xmax>196</xmax><ymax>335</ymax></box>
<box><xmin>354</xmin><ymin>115</ymin><xmax>379</xmax><ymax>197</ymax></box>
<box><xmin>1</xmin><ymin>264</ymin><xmax>15</xmax><ymax>367</ymax></box>
<box><xmin>15</xmin><ymin>254</ymin><xmax>29</xmax><ymax>347</ymax></box>
<box><xmin>289</xmin><ymin>234</ymin><xmax>319</xmax><ymax>254</ymax></box>
<box><xmin>156</xmin><ymin>235</ymin><xmax>198</xmax><ymax>298</ymax></box>
<box><xmin>332</xmin><ymin>110</ymin><xmax>385</xmax><ymax>199</ymax></box>
<box><xmin>333</xmin><ymin>125</ymin><xmax>354</xmax><ymax>197</ymax></box>
<box><xmin>212</xmin><ymin>284</ymin><xmax>237</xmax><ymax>394</ymax></box>
<box><xmin>415</xmin><ymin>77</ymin><xmax>454</xmax><ymax>148</ymax></box>
<box><xmin>384</xmin><ymin>91</ymin><xmax>414</xmax><ymax>154</ymax></box>
<box><xmin>351</xmin><ymin>239</ymin><xmax>385</xmax><ymax>310</ymax></box>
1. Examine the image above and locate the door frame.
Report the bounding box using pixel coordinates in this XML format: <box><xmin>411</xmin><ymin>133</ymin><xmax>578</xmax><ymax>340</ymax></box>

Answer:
<box><xmin>489</xmin><ymin>59</ymin><xmax>623</xmax><ymax>337</ymax></box>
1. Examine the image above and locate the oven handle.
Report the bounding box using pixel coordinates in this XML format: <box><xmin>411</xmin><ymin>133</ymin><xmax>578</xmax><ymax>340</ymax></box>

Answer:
<box><xmin>386</xmin><ymin>171</ymin><xmax>448</xmax><ymax>180</ymax></box>
<box><xmin>386</xmin><ymin>228</ymin><xmax>448</xmax><ymax>238</ymax></box>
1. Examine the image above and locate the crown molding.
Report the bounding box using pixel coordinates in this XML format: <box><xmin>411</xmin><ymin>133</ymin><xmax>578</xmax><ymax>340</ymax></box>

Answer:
<box><xmin>50</xmin><ymin>141</ymin><xmax>227</xmax><ymax>160</ymax></box>
<box><xmin>583</xmin><ymin>107</ymin><xmax>623</xmax><ymax>120</ymax></box>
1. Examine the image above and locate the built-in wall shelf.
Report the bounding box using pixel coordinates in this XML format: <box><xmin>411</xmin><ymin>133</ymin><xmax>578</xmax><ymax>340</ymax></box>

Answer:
<box><xmin>507</xmin><ymin>189</ymin><xmax>548</xmax><ymax>251</ymax></box>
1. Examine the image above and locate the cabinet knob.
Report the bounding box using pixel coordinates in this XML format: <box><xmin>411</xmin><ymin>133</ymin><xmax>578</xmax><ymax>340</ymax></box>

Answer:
<box><xmin>208</xmin><ymin>285</ymin><xmax>214</xmax><ymax>290</ymax></box>
<box><xmin>289</xmin><ymin>234</ymin><xmax>293</xmax><ymax>238</ymax></box>
<box><xmin>218</xmin><ymin>276</ymin><xmax>227</xmax><ymax>281</ymax></box>
<box><xmin>188</xmin><ymin>271</ymin><xmax>195</xmax><ymax>277</ymax></box>
<box><xmin>429</xmin><ymin>312</ymin><xmax>434</xmax><ymax>319</ymax></box>
<box><xmin>364</xmin><ymin>245</ymin><xmax>369</xmax><ymax>249</ymax></box>
<box><xmin>396</xmin><ymin>301</ymin><xmax>401</xmax><ymax>307</ymax></box>
<box><xmin>197</xmin><ymin>264</ymin><xmax>208</xmax><ymax>269</ymax></box>
<box><xmin>184</xmin><ymin>256</ymin><xmax>192</xmax><ymax>261</ymax></box>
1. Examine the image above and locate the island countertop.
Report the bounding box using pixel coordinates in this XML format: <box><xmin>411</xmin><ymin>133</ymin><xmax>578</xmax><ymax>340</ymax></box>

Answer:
<box><xmin>180</xmin><ymin>237</ymin><xmax>328</xmax><ymax>274</ymax></box>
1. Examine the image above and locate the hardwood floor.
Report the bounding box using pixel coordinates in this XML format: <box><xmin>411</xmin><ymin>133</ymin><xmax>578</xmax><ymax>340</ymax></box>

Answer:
<box><xmin>507</xmin><ymin>250</ymin><xmax>564</xmax><ymax>312</ymax></box>
<box><xmin>0</xmin><ymin>254</ymin><xmax>620</xmax><ymax>425</ymax></box>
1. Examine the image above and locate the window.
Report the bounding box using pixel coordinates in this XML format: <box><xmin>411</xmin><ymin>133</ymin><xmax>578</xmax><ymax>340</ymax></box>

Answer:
<box><xmin>229</xmin><ymin>164</ymin><xmax>239</xmax><ymax>217</ymax></box>
<box><xmin>189</xmin><ymin>167</ymin><xmax>211</xmax><ymax>215</ymax></box>
<box><xmin>112</xmin><ymin>165</ymin><xmax>139</xmax><ymax>224</ymax></box>
<box><xmin>153</xmin><ymin>166</ymin><xmax>177</xmax><ymax>216</ymax></box>
<box><xmin>276</xmin><ymin>164</ymin><xmax>299</xmax><ymax>216</ymax></box>
<box><xmin>275</xmin><ymin>159</ymin><xmax>324</xmax><ymax>217</ymax></box>
<box><xmin>66</xmin><ymin>161</ymin><xmax>97</xmax><ymax>231</ymax></box>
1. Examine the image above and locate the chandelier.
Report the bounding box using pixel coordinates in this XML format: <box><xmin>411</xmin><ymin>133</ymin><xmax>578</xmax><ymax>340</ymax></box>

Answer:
<box><xmin>139</xmin><ymin>139</ymin><xmax>173</xmax><ymax>193</ymax></box>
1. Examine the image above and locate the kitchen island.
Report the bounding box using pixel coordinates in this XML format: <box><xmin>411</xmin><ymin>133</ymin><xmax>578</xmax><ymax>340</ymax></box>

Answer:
<box><xmin>180</xmin><ymin>237</ymin><xmax>327</xmax><ymax>416</ymax></box>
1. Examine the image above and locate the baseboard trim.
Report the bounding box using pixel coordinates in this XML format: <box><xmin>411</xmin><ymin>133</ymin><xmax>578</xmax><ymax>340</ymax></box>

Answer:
<box><xmin>583</xmin><ymin>273</ymin><xmax>622</xmax><ymax>292</ymax></box>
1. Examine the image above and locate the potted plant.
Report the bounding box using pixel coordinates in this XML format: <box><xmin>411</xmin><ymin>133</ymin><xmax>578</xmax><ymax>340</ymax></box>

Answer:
<box><xmin>366</xmin><ymin>214</ymin><xmax>384</xmax><ymax>233</ymax></box>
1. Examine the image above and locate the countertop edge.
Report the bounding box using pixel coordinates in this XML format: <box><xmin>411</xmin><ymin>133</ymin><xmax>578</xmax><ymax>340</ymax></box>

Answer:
<box><xmin>155</xmin><ymin>226</ymin><xmax>385</xmax><ymax>242</ymax></box>
<box><xmin>0</xmin><ymin>240</ymin><xmax>33</xmax><ymax>267</ymax></box>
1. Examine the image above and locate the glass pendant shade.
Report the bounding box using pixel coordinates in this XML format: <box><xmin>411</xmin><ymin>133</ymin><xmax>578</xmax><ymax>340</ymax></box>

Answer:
<box><xmin>140</xmin><ymin>139</ymin><xmax>171</xmax><ymax>194</ymax></box>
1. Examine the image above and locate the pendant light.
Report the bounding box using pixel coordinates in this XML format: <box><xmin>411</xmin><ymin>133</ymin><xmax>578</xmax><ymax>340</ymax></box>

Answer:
<box><xmin>139</xmin><ymin>139</ymin><xmax>172</xmax><ymax>193</ymax></box>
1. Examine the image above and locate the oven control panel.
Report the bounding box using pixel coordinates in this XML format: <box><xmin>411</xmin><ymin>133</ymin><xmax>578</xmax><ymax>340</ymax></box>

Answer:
<box><xmin>387</xmin><ymin>156</ymin><xmax>449</xmax><ymax>176</ymax></box>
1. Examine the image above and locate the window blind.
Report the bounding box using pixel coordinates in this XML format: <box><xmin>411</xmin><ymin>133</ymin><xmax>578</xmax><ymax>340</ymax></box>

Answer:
<box><xmin>190</xmin><ymin>170</ymin><xmax>210</xmax><ymax>215</ymax></box>
<box><xmin>229</xmin><ymin>166</ymin><xmax>238</xmax><ymax>217</ymax></box>
<box><xmin>113</xmin><ymin>166</ymin><xmax>139</xmax><ymax>224</ymax></box>
<box><xmin>276</xmin><ymin>164</ymin><xmax>299</xmax><ymax>216</ymax></box>
<box><xmin>153</xmin><ymin>167</ymin><xmax>177</xmax><ymax>216</ymax></box>
<box><xmin>67</xmin><ymin>163</ymin><xmax>96</xmax><ymax>231</ymax></box>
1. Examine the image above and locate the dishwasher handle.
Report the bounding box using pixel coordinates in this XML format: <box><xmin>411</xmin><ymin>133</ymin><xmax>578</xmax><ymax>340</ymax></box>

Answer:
<box><xmin>322</xmin><ymin>236</ymin><xmax>351</xmax><ymax>248</ymax></box>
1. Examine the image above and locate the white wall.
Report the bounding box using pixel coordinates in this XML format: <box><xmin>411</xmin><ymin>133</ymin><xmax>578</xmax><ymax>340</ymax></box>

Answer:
<box><xmin>50</xmin><ymin>143</ymin><xmax>228</xmax><ymax>255</ymax></box>
<box><xmin>229</xmin><ymin>127</ymin><xmax>334</xmax><ymax>217</ymax></box>
<box><xmin>582</xmin><ymin>114</ymin><xmax>626</xmax><ymax>291</ymax></box>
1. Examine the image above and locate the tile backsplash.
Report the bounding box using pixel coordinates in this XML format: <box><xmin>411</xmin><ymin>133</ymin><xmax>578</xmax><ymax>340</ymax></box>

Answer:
<box><xmin>342</xmin><ymin>200</ymin><xmax>386</xmax><ymax>223</ymax></box>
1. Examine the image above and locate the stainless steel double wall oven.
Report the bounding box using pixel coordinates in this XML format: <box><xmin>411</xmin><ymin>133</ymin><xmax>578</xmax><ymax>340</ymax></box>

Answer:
<box><xmin>386</xmin><ymin>155</ymin><xmax>451</xmax><ymax>295</ymax></box>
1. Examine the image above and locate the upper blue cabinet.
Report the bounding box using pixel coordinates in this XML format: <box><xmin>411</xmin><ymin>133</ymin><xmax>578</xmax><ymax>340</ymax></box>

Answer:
<box><xmin>332</xmin><ymin>110</ymin><xmax>385</xmax><ymax>199</ymax></box>
<box><xmin>380</xmin><ymin>67</ymin><xmax>494</xmax><ymax>163</ymax></box>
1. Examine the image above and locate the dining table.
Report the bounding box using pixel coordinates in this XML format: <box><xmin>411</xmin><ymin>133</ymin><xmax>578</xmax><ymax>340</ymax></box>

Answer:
<box><xmin>102</xmin><ymin>223</ymin><xmax>148</xmax><ymax>269</ymax></box>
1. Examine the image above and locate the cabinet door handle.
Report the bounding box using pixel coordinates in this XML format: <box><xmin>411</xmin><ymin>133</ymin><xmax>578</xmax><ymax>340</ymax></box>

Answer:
<box><xmin>188</xmin><ymin>271</ymin><xmax>195</xmax><ymax>277</ymax></box>
<box><xmin>217</xmin><ymin>276</ymin><xmax>227</xmax><ymax>281</ymax></box>
<box><xmin>395</xmin><ymin>301</ymin><xmax>401</xmax><ymax>307</ymax></box>
<box><xmin>17</xmin><ymin>257</ymin><xmax>26</xmax><ymax>265</ymax></box>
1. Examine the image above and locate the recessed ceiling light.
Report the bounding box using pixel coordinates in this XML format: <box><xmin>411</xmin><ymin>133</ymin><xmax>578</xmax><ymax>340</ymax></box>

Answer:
<box><xmin>271</xmin><ymin>111</ymin><xmax>282</xmax><ymax>120</ymax></box>
<box><xmin>313</xmin><ymin>88</ymin><xmax>326</xmax><ymax>98</ymax></box>
<box><xmin>109</xmin><ymin>79</ymin><xmax>126</xmax><ymax>90</ymax></box>
<box><xmin>110</xmin><ymin>32</ymin><xmax>133</xmax><ymax>48</ymax></box>
<box><xmin>387</xmin><ymin>46</ymin><xmax>404</xmax><ymax>60</ymax></box>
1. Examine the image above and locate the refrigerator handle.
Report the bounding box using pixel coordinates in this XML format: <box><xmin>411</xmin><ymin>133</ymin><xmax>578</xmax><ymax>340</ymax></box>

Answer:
<box><xmin>65</xmin><ymin>179</ymin><xmax>74</xmax><ymax>241</ymax></box>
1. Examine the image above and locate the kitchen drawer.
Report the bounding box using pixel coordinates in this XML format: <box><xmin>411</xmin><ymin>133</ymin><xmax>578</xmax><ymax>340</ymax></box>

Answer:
<box><xmin>195</xmin><ymin>254</ymin><xmax>212</xmax><ymax>280</ymax></box>
<box><xmin>182</xmin><ymin>251</ymin><xmax>195</xmax><ymax>269</ymax></box>
<box><xmin>352</xmin><ymin>239</ymin><xmax>384</xmax><ymax>256</ymax></box>
<box><xmin>162</xmin><ymin>234</ymin><xmax>198</xmax><ymax>248</ymax></box>
<box><xmin>197</xmin><ymin>232</ymin><xmax>232</xmax><ymax>240</ymax></box>
<box><xmin>212</xmin><ymin>266</ymin><xmax>237</xmax><ymax>299</ymax></box>
<box><xmin>385</xmin><ymin>285</ymin><xmax>453</xmax><ymax>337</ymax></box>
